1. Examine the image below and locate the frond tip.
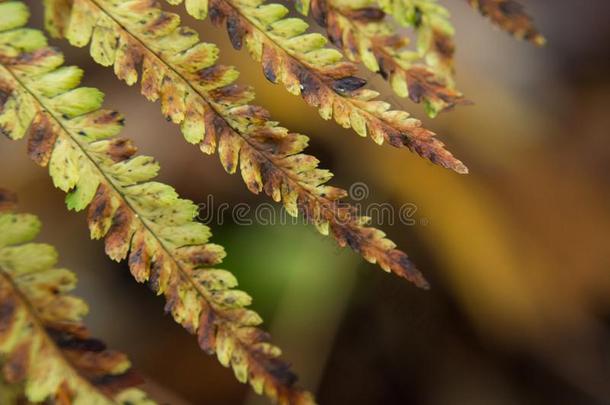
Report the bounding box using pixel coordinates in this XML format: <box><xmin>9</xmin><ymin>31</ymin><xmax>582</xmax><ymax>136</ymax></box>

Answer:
<box><xmin>0</xmin><ymin>188</ymin><xmax>152</xmax><ymax>404</ymax></box>
<box><xmin>466</xmin><ymin>0</ymin><xmax>545</xmax><ymax>45</ymax></box>
<box><xmin>0</xmin><ymin>3</ymin><xmax>314</xmax><ymax>403</ymax></box>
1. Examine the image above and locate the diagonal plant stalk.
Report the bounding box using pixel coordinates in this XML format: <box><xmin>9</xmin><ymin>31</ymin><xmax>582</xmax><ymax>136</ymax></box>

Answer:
<box><xmin>299</xmin><ymin>0</ymin><xmax>467</xmax><ymax>117</ymax></box>
<box><xmin>0</xmin><ymin>188</ymin><xmax>152</xmax><ymax>404</ymax></box>
<box><xmin>464</xmin><ymin>0</ymin><xmax>545</xmax><ymax>45</ymax></box>
<box><xmin>44</xmin><ymin>0</ymin><xmax>433</xmax><ymax>287</ymax></box>
<box><xmin>160</xmin><ymin>0</ymin><xmax>467</xmax><ymax>171</ymax></box>
<box><xmin>0</xmin><ymin>4</ymin><xmax>313</xmax><ymax>403</ymax></box>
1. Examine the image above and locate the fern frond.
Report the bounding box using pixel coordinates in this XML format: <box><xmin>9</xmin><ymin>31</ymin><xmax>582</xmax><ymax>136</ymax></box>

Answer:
<box><xmin>0</xmin><ymin>188</ymin><xmax>152</xmax><ymax>404</ymax></box>
<box><xmin>43</xmin><ymin>0</ymin><xmax>433</xmax><ymax>287</ymax></box>
<box><xmin>299</xmin><ymin>0</ymin><xmax>466</xmax><ymax>117</ymax></box>
<box><xmin>0</xmin><ymin>4</ymin><xmax>313</xmax><ymax>403</ymax></box>
<box><xmin>465</xmin><ymin>0</ymin><xmax>545</xmax><ymax>45</ymax></box>
<box><xmin>161</xmin><ymin>0</ymin><xmax>466</xmax><ymax>171</ymax></box>
<box><xmin>362</xmin><ymin>0</ymin><xmax>456</xmax><ymax>83</ymax></box>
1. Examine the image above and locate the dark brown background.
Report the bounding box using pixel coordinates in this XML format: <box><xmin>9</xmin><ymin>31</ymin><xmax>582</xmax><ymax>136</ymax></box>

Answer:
<box><xmin>2</xmin><ymin>0</ymin><xmax>610</xmax><ymax>403</ymax></box>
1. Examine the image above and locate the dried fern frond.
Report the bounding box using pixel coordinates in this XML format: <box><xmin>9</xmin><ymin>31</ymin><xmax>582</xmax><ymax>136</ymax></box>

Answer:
<box><xmin>43</xmin><ymin>0</ymin><xmax>434</xmax><ymax>287</ymax></box>
<box><xmin>0</xmin><ymin>4</ymin><xmax>313</xmax><ymax>403</ymax></box>
<box><xmin>159</xmin><ymin>0</ymin><xmax>466</xmax><ymax>171</ymax></box>
<box><xmin>297</xmin><ymin>0</ymin><xmax>466</xmax><ymax>117</ymax></box>
<box><xmin>0</xmin><ymin>188</ymin><xmax>152</xmax><ymax>404</ymax></box>
<box><xmin>465</xmin><ymin>0</ymin><xmax>545</xmax><ymax>45</ymax></box>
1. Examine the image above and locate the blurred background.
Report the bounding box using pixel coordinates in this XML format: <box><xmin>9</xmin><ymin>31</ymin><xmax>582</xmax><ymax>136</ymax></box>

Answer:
<box><xmin>2</xmin><ymin>0</ymin><xmax>610</xmax><ymax>403</ymax></box>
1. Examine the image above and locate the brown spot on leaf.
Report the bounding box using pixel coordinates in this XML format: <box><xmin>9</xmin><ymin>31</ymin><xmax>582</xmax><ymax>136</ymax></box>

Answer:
<box><xmin>0</xmin><ymin>80</ymin><xmax>13</xmax><ymax>110</ymax></box>
<box><xmin>0</xmin><ymin>284</ymin><xmax>17</xmax><ymax>339</ymax></box>
<box><xmin>57</xmin><ymin>336</ymin><xmax>107</xmax><ymax>353</ymax></box>
<box><xmin>344</xmin><ymin>7</ymin><xmax>385</xmax><ymax>22</ymax></box>
<box><xmin>47</xmin><ymin>328</ymin><xmax>105</xmax><ymax>352</ymax></box>
<box><xmin>264</xmin><ymin>359</ymin><xmax>298</xmax><ymax>387</ymax></box>
<box><xmin>11</xmin><ymin>47</ymin><xmax>61</xmax><ymax>69</ymax></box>
<box><xmin>331</xmin><ymin>76</ymin><xmax>367</xmax><ymax>95</ymax></box>
<box><xmin>326</xmin><ymin>13</ymin><xmax>343</xmax><ymax>48</ymax></box>
<box><xmin>145</xmin><ymin>12</ymin><xmax>176</xmax><ymax>34</ymax></box>
<box><xmin>405</xmin><ymin>66</ymin><xmax>470</xmax><ymax>112</ymax></box>
<box><xmin>197</xmin><ymin>64</ymin><xmax>234</xmax><ymax>86</ymax></box>
<box><xmin>227</xmin><ymin>14</ymin><xmax>246</xmax><ymax>50</ymax></box>
<box><xmin>197</xmin><ymin>307</ymin><xmax>216</xmax><ymax>354</ymax></box>
<box><xmin>291</xmin><ymin>63</ymin><xmax>322</xmax><ymax>105</ymax></box>
<box><xmin>87</xmin><ymin>184</ymin><xmax>114</xmax><ymax>238</ymax></box>
<box><xmin>377</xmin><ymin>57</ymin><xmax>390</xmax><ymax>80</ymax></box>
<box><xmin>94</xmin><ymin>110</ymin><xmax>123</xmax><ymax>126</ymax></box>
<box><xmin>178</xmin><ymin>245</ymin><xmax>225</xmax><ymax>268</ymax></box>
<box><xmin>208</xmin><ymin>0</ymin><xmax>225</xmax><ymax>26</ymax></box>
<box><xmin>91</xmin><ymin>370</ymin><xmax>143</xmax><ymax>396</ymax></box>
<box><xmin>115</xmin><ymin>36</ymin><xmax>142</xmax><ymax>84</ymax></box>
<box><xmin>104</xmin><ymin>203</ymin><xmax>135</xmax><ymax>261</ymax></box>
<box><xmin>26</xmin><ymin>112</ymin><xmax>59</xmax><ymax>167</ymax></box>
<box><xmin>129</xmin><ymin>230</ymin><xmax>151</xmax><ymax>283</ymax></box>
<box><xmin>432</xmin><ymin>29</ymin><xmax>455</xmax><ymax>63</ymax></box>
<box><xmin>148</xmin><ymin>253</ymin><xmax>172</xmax><ymax>294</ymax></box>
<box><xmin>107</xmin><ymin>138</ymin><xmax>137</xmax><ymax>162</ymax></box>
<box><xmin>311</xmin><ymin>0</ymin><xmax>329</xmax><ymax>27</ymax></box>
<box><xmin>261</xmin><ymin>46</ymin><xmax>279</xmax><ymax>83</ymax></box>
<box><xmin>44</xmin><ymin>323</ymin><xmax>90</xmax><ymax>340</ymax></box>
<box><xmin>55</xmin><ymin>381</ymin><xmax>74</xmax><ymax>405</ymax></box>
<box><xmin>209</xmin><ymin>84</ymin><xmax>251</xmax><ymax>105</ymax></box>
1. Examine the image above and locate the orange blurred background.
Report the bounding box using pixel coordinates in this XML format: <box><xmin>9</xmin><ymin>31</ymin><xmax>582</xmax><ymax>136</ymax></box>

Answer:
<box><xmin>2</xmin><ymin>0</ymin><xmax>610</xmax><ymax>403</ymax></box>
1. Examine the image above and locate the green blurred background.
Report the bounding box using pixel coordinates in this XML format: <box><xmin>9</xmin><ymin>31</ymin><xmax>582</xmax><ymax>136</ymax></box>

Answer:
<box><xmin>2</xmin><ymin>0</ymin><xmax>610</xmax><ymax>403</ymax></box>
